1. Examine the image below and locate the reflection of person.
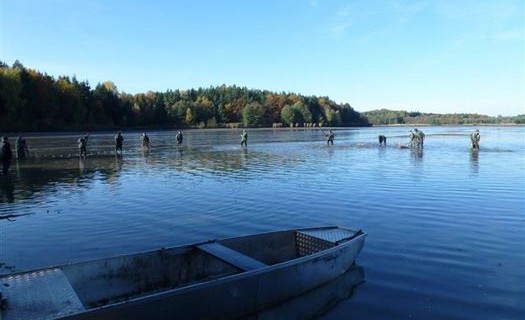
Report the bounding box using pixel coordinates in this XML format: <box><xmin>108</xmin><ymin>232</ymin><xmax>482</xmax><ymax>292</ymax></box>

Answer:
<box><xmin>378</xmin><ymin>135</ymin><xmax>387</xmax><ymax>146</ymax></box>
<box><xmin>411</xmin><ymin>147</ymin><xmax>423</xmax><ymax>159</ymax></box>
<box><xmin>115</xmin><ymin>131</ymin><xmax>124</xmax><ymax>155</ymax></box>
<box><xmin>326</xmin><ymin>130</ymin><xmax>335</xmax><ymax>146</ymax></box>
<box><xmin>16</xmin><ymin>136</ymin><xmax>29</xmax><ymax>160</ymax></box>
<box><xmin>78</xmin><ymin>133</ymin><xmax>89</xmax><ymax>158</ymax></box>
<box><xmin>0</xmin><ymin>175</ymin><xmax>14</xmax><ymax>203</ymax></box>
<box><xmin>240</xmin><ymin>129</ymin><xmax>248</xmax><ymax>147</ymax></box>
<box><xmin>1</xmin><ymin>136</ymin><xmax>13</xmax><ymax>176</ymax></box>
<box><xmin>141</xmin><ymin>132</ymin><xmax>150</xmax><ymax>149</ymax></box>
<box><xmin>176</xmin><ymin>131</ymin><xmax>183</xmax><ymax>146</ymax></box>
<box><xmin>471</xmin><ymin>129</ymin><xmax>480</xmax><ymax>149</ymax></box>
<box><xmin>470</xmin><ymin>147</ymin><xmax>479</xmax><ymax>172</ymax></box>
<box><xmin>78</xmin><ymin>158</ymin><xmax>85</xmax><ymax>173</ymax></box>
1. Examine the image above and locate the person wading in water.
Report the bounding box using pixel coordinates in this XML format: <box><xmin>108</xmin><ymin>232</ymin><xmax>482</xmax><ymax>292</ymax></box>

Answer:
<box><xmin>78</xmin><ymin>133</ymin><xmax>89</xmax><ymax>158</ymax></box>
<box><xmin>326</xmin><ymin>130</ymin><xmax>335</xmax><ymax>146</ymax></box>
<box><xmin>1</xmin><ymin>136</ymin><xmax>13</xmax><ymax>176</ymax></box>
<box><xmin>471</xmin><ymin>129</ymin><xmax>480</xmax><ymax>149</ymax></box>
<box><xmin>141</xmin><ymin>132</ymin><xmax>151</xmax><ymax>150</ymax></box>
<box><xmin>16</xmin><ymin>136</ymin><xmax>29</xmax><ymax>160</ymax></box>
<box><xmin>240</xmin><ymin>129</ymin><xmax>248</xmax><ymax>147</ymax></box>
<box><xmin>378</xmin><ymin>135</ymin><xmax>387</xmax><ymax>146</ymax></box>
<box><xmin>176</xmin><ymin>131</ymin><xmax>183</xmax><ymax>146</ymax></box>
<box><xmin>115</xmin><ymin>131</ymin><xmax>124</xmax><ymax>155</ymax></box>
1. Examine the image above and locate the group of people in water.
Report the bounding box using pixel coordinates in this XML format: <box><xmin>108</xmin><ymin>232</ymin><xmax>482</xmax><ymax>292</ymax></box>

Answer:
<box><xmin>138</xmin><ymin>131</ymin><xmax>183</xmax><ymax>152</ymax></box>
<box><xmin>0</xmin><ymin>128</ymin><xmax>482</xmax><ymax>177</ymax></box>
<box><xmin>0</xmin><ymin>136</ymin><xmax>29</xmax><ymax>176</ymax></box>
<box><xmin>78</xmin><ymin>131</ymin><xmax>183</xmax><ymax>158</ymax></box>
<box><xmin>408</xmin><ymin>128</ymin><xmax>426</xmax><ymax>148</ymax></box>
<box><xmin>374</xmin><ymin>128</ymin><xmax>481</xmax><ymax>150</ymax></box>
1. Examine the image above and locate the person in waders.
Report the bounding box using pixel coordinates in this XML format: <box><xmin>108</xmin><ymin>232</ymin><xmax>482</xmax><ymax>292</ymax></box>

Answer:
<box><xmin>176</xmin><ymin>131</ymin><xmax>183</xmax><ymax>146</ymax></box>
<box><xmin>16</xmin><ymin>136</ymin><xmax>29</xmax><ymax>160</ymax></box>
<box><xmin>115</xmin><ymin>131</ymin><xmax>124</xmax><ymax>155</ymax></box>
<box><xmin>141</xmin><ymin>132</ymin><xmax>150</xmax><ymax>150</ymax></box>
<box><xmin>78</xmin><ymin>133</ymin><xmax>89</xmax><ymax>158</ymax></box>
<box><xmin>378</xmin><ymin>135</ymin><xmax>387</xmax><ymax>146</ymax></box>
<box><xmin>1</xmin><ymin>136</ymin><xmax>13</xmax><ymax>176</ymax></box>
<box><xmin>414</xmin><ymin>128</ymin><xmax>425</xmax><ymax>148</ymax></box>
<box><xmin>240</xmin><ymin>129</ymin><xmax>248</xmax><ymax>147</ymax></box>
<box><xmin>326</xmin><ymin>130</ymin><xmax>335</xmax><ymax>146</ymax></box>
<box><xmin>471</xmin><ymin>129</ymin><xmax>480</xmax><ymax>149</ymax></box>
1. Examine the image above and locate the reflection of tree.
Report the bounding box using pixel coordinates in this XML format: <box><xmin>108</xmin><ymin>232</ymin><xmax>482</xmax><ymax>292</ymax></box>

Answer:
<box><xmin>5</xmin><ymin>157</ymin><xmax>123</xmax><ymax>203</ymax></box>
<box><xmin>186</xmin><ymin>150</ymin><xmax>253</xmax><ymax>176</ymax></box>
<box><xmin>162</xmin><ymin>147</ymin><xmax>302</xmax><ymax>179</ymax></box>
<box><xmin>106</xmin><ymin>157</ymin><xmax>124</xmax><ymax>185</ymax></box>
<box><xmin>4</xmin><ymin>135</ymin><xmax>307</xmax><ymax>202</ymax></box>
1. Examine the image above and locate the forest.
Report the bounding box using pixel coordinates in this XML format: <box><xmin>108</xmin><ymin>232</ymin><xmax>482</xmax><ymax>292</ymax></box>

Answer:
<box><xmin>363</xmin><ymin>109</ymin><xmax>525</xmax><ymax>125</ymax></box>
<box><xmin>2</xmin><ymin>61</ymin><xmax>522</xmax><ymax>132</ymax></box>
<box><xmin>0</xmin><ymin>61</ymin><xmax>369</xmax><ymax>132</ymax></box>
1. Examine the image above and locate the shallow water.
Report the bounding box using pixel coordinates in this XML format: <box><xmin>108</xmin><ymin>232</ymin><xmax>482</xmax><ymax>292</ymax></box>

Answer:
<box><xmin>1</xmin><ymin>126</ymin><xmax>524</xmax><ymax>319</ymax></box>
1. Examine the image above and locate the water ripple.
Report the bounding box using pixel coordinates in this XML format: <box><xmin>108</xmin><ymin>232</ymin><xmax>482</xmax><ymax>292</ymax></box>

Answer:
<box><xmin>1</xmin><ymin>127</ymin><xmax>524</xmax><ymax>320</ymax></box>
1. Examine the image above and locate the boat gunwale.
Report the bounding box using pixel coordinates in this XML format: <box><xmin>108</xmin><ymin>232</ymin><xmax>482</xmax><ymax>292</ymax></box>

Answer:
<box><xmin>0</xmin><ymin>225</ymin><xmax>366</xmax><ymax>317</ymax></box>
<box><xmin>83</xmin><ymin>226</ymin><xmax>366</xmax><ymax>312</ymax></box>
<box><xmin>1</xmin><ymin>225</ymin><xmax>362</xmax><ymax>277</ymax></box>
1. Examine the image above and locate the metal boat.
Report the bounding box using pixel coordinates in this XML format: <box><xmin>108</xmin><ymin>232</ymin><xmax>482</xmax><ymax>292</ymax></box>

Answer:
<box><xmin>0</xmin><ymin>226</ymin><xmax>365</xmax><ymax>320</ymax></box>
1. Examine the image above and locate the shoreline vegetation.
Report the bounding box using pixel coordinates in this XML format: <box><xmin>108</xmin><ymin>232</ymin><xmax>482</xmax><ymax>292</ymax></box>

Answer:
<box><xmin>0</xmin><ymin>61</ymin><xmax>368</xmax><ymax>132</ymax></box>
<box><xmin>1</xmin><ymin>61</ymin><xmax>523</xmax><ymax>133</ymax></box>
<box><xmin>362</xmin><ymin>109</ymin><xmax>524</xmax><ymax>126</ymax></box>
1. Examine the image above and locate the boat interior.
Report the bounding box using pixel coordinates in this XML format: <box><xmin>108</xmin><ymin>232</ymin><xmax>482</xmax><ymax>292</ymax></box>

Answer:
<box><xmin>63</xmin><ymin>229</ymin><xmax>341</xmax><ymax>308</ymax></box>
<box><xmin>0</xmin><ymin>227</ymin><xmax>359</xmax><ymax>318</ymax></box>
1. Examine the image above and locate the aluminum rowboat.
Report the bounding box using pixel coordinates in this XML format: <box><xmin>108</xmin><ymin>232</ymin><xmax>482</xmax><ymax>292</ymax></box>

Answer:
<box><xmin>0</xmin><ymin>226</ymin><xmax>365</xmax><ymax>320</ymax></box>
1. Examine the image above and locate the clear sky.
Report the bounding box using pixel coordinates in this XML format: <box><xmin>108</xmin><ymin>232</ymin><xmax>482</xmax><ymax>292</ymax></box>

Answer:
<box><xmin>1</xmin><ymin>0</ymin><xmax>524</xmax><ymax>116</ymax></box>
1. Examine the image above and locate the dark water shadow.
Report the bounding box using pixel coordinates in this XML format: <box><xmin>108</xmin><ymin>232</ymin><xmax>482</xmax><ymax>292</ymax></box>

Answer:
<box><xmin>241</xmin><ymin>264</ymin><xmax>365</xmax><ymax>320</ymax></box>
<box><xmin>2</xmin><ymin>157</ymin><xmax>124</xmax><ymax>204</ymax></box>
<box><xmin>0</xmin><ymin>176</ymin><xmax>15</xmax><ymax>204</ymax></box>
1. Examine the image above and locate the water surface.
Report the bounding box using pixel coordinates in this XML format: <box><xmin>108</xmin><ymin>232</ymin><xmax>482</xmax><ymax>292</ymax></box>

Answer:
<box><xmin>1</xmin><ymin>126</ymin><xmax>524</xmax><ymax>319</ymax></box>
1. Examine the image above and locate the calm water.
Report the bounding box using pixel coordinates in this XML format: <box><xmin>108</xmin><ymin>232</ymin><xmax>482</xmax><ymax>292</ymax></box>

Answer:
<box><xmin>1</xmin><ymin>126</ymin><xmax>524</xmax><ymax>319</ymax></box>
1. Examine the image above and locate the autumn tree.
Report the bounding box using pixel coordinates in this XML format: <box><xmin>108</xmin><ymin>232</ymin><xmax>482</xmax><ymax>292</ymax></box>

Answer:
<box><xmin>0</xmin><ymin>61</ymin><xmax>377</xmax><ymax>131</ymax></box>
<box><xmin>242</xmin><ymin>102</ymin><xmax>266</xmax><ymax>127</ymax></box>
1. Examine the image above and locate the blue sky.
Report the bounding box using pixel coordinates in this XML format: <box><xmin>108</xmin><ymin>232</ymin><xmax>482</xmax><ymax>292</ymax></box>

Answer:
<box><xmin>1</xmin><ymin>0</ymin><xmax>523</xmax><ymax>116</ymax></box>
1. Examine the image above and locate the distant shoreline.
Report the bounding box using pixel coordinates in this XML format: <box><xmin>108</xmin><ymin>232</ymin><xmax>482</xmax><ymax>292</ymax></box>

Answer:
<box><xmin>5</xmin><ymin>123</ymin><xmax>524</xmax><ymax>137</ymax></box>
<box><xmin>371</xmin><ymin>123</ymin><xmax>524</xmax><ymax>127</ymax></box>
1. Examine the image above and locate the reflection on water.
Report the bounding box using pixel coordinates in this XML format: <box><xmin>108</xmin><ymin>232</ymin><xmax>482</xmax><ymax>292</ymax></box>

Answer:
<box><xmin>470</xmin><ymin>149</ymin><xmax>479</xmax><ymax>174</ymax></box>
<box><xmin>0</xmin><ymin>156</ymin><xmax>124</xmax><ymax>205</ymax></box>
<box><xmin>243</xmin><ymin>265</ymin><xmax>364</xmax><ymax>320</ymax></box>
<box><xmin>1</xmin><ymin>144</ymin><xmax>272</xmax><ymax>204</ymax></box>
<box><xmin>0</xmin><ymin>178</ymin><xmax>14</xmax><ymax>203</ymax></box>
<box><xmin>410</xmin><ymin>147</ymin><xmax>424</xmax><ymax>160</ymax></box>
<box><xmin>1</xmin><ymin>127</ymin><xmax>524</xmax><ymax>320</ymax></box>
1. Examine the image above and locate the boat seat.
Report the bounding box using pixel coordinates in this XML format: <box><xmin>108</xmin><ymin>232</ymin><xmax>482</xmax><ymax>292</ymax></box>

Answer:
<box><xmin>197</xmin><ymin>242</ymin><xmax>267</xmax><ymax>271</ymax></box>
<box><xmin>0</xmin><ymin>268</ymin><xmax>85</xmax><ymax>320</ymax></box>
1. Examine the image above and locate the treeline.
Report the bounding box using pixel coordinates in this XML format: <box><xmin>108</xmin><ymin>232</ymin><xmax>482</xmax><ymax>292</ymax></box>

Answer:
<box><xmin>363</xmin><ymin>109</ymin><xmax>525</xmax><ymax>125</ymax></box>
<box><xmin>0</xmin><ymin>61</ymin><xmax>369</xmax><ymax>132</ymax></box>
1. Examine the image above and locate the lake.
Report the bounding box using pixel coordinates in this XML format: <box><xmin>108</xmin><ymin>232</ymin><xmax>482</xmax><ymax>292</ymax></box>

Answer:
<box><xmin>1</xmin><ymin>126</ymin><xmax>524</xmax><ymax>319</ymax></box>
